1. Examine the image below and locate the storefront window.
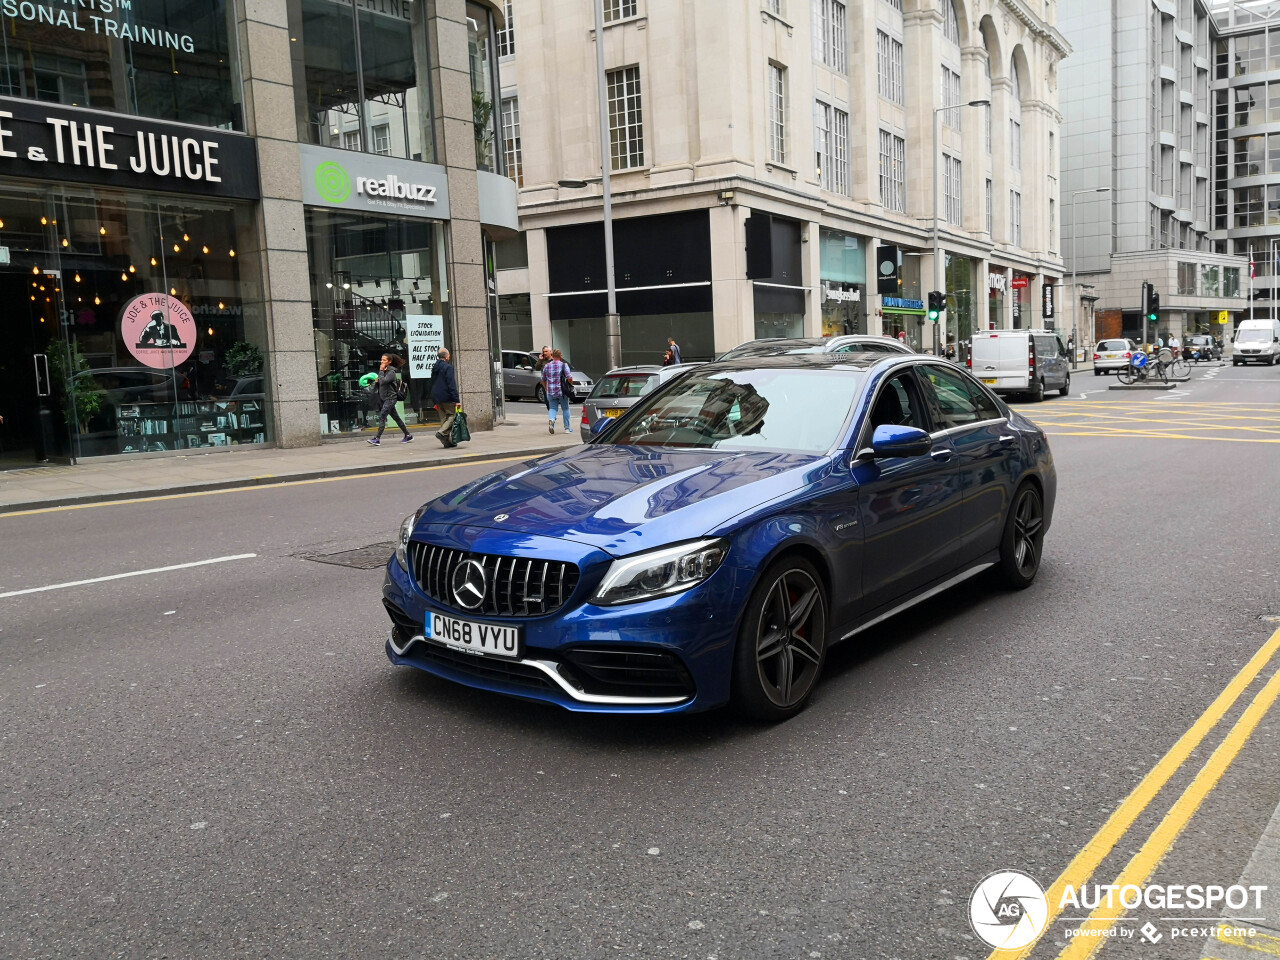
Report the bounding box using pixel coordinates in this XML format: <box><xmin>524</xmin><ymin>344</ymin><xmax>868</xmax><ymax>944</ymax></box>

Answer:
<box><xmin>468</xmin><ymin>2</ymin><xmax>500</xmax><ymax>172</ymax></box>
<box><xmin>289</xmin><ymin>0</ymin><xmax>436</xmax><ymax>162</ymax></box>
<box><xmin>1224</xmin><ymin>266</ymin><xmax>1241</xmax><ymax>297</ymax></box>
<box><xmin>0</xmin><ymin>0</ymin><xmax>242</xmax><ymax>130</ymax></box>
<box><xmin>988</xmin><ymin>270</ymin><xmax>1006</xmax><ymax>330</ymax></box>
<box><xmin>1012</xmin><ymin>273</ymin><xmax>1031</xmax><ymax>328</ymax></box>
<box><xmin>305</xmin><ymin>207</ymin><xmax>448</xmax><ymax>434</ymax></box>
<box><xmin>945</xmin><ymin>254</ymin><xmax>977</xmax><ymax>350</ymax></box>
<box><xmin>0</xmin><ymin>185</ymin><xmax>265</xmax><ymax>461</ymax></box>
<box><xmin>820</xmin><ymin>229</ymin><xmax>866</xmax><ymax>336</ymax></box>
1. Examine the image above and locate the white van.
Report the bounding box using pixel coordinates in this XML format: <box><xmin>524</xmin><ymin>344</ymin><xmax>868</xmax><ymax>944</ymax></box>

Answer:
<box><xmin>966</xmin><ymin>329</ymin><xmax>1072</xmax><ymax>401</ymax></box>
<box><xmin>1232</xmin><ymin>319</ymin><xmax>1280</xmax><ymax>366</ymax></box>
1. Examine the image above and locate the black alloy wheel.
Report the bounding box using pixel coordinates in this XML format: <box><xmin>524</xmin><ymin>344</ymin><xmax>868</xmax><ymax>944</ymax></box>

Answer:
<box><xmin>732</xmin><ymin>558</ymin><xmax>828</xmax><ymax>721</ymax></box>
<box><xmin>997</xmin><ymin>483</ymin><xmax>1045</xmax><ymax>589</ymax></box>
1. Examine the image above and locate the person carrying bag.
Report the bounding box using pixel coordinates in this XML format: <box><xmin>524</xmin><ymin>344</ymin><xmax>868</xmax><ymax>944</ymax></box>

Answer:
<box><xmin>431</xmin><ymin>347</ymin><xmax>464</xmax><ymax>448</ymax></box>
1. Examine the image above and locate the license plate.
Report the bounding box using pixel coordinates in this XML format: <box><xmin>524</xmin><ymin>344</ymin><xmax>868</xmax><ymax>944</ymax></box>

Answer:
<box><xmin>425</xmin><ymin>612</ymin><xmax>522</xmax><ymax>659</ymax></box>
<box><xmin>982</xmin><ymin>378</ymin><xmax>997</xmax><ymax>385</ymax></box>
<box><xmin>1105</xmin><ymin>353</ymin><xmax>1119</xmax><ymax>359</ymax></box>
<box><xmin>604</xmin><ymin>408</ymin><xmax>625</xmax><ymax>418</ymax></box>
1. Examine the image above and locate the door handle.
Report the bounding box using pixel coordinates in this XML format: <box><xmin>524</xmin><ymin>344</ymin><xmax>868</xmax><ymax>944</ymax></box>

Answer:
<box><xmin>33</xmin><ymin>354</ymin><xmax>51</xmax><ymax>397</ymax></box>
<box><xmin>998</xmin><ymin>434</ymin><xmax>1016</xmax><ymax>447</ymax></box>
<box><xmin>930</xmin><ymin>448</ymin><xmax>954</xmax><ymax>462</ymax></box>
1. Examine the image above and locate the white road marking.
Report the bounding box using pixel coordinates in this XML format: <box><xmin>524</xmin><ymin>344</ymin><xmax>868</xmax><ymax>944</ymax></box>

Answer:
<box><xmin>0</xmin><ymin>554</ymin><xmax>257</xmax><ymax>600</ymax></box>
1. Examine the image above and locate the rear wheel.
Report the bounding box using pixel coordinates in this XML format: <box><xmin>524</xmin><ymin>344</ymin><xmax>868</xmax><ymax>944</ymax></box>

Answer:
<box><xmin>732</xmin><ymin>557</ymin><xmax>828</xmax><ymax>722</ymax></box>
<box><xmin>1170</xmin><ymin>359</ymin><xmax>1190</xmax><ymax>378</ymax></box>
<box><xmin>1030</xmin><ymin>377</ymin><xmax>1045</xmax><ymax>402</ymax></box>
<box><xmin>1118</xmin><ymin>365</ymin><xmax>1136</xmax><ymax>385</ymax></box>
<box><xmin>997</xmin><ymin>483</ymin><xmax>1045</xmax><ymax>589</ymax></box>
<box><xmin>534</xmin><ymin>384</ymin><xmax>546</xmax><ymax>405</ymax></box>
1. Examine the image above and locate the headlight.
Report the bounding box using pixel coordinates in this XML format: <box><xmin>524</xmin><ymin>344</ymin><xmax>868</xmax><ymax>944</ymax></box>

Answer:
<box><xmin>395</xmin><ymin>510</ymin><xmax>421</xmax><ymax>571</ymax></box>
<box><xmin>590</xmin><ymin>539</ymin><xmax>727</xmax><ymax>606</ymax></box>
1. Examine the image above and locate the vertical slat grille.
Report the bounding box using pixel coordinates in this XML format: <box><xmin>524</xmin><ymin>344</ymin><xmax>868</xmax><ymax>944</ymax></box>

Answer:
<box><xmin>406</xmin><ymin>542</ymin><xmax>580</xmax><ymax>618</ymax></box>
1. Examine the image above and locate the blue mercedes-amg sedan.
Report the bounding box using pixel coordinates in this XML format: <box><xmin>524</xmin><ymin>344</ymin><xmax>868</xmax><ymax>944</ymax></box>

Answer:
<box><xmin>382</xmin><ymin>353</ymin><xmax>1055</xmax><ymax>721</ymax></box>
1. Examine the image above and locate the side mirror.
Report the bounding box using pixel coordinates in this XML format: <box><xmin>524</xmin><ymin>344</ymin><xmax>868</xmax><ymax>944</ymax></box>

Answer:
<box><xmin>869</xmin><ymin>424</ymin><xmax>932</xmax><ymax>459</ymax></box>
<box><xmin>590</xmin><ymin>416</ymin><xmax>616</xmax><ymax>437</ymax></box>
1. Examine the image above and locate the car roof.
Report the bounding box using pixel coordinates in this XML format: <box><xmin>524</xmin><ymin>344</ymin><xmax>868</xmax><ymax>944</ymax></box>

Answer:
<box><xmin>701</xmin><ymin>352</ymin><xmax>897</xmax><ymax>373</ymax></box>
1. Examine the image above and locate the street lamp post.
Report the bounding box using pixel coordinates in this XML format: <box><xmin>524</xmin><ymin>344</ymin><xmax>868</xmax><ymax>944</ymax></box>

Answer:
<box><xmin>1070</xmin><ymin>186</ymin><xmax>1111</xmax><ymax>369</ymax></box>
<box><xmin>933</xmin><ymin>99</ymin><xmax>989</xmax><ymax>356</ymax></box>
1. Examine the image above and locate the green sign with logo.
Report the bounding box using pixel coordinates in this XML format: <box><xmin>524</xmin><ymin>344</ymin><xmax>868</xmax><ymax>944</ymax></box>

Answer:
<box><xmin>314</xmin><ymin>161</ymin><xmax>351</xmax><ymax>203</ymax></box>
<box><xmin>298</xmin><ymin>144</ymin><xmax>450</xmax><ymax>220</ymax></box>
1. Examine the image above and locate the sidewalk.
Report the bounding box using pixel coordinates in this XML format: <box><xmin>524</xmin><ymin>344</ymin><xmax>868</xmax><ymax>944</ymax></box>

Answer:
<box><xmin>0</xmin><ymin>406</ymin><xmax>581</xmax><ymax>513</ymax></box>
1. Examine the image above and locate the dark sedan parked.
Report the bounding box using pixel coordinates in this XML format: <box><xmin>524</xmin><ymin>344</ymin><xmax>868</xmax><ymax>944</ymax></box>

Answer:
<box><xmin>383</xmin><ymin>353</ymin><xmax>1056</xmax><ymax>721</ymax></box>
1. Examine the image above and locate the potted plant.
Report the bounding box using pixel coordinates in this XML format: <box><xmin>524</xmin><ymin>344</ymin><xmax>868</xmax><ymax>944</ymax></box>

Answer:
<box><xmin>45</xmin><ymin>345</ymin><xmax>104</xmax><ymax>433</ymax></box>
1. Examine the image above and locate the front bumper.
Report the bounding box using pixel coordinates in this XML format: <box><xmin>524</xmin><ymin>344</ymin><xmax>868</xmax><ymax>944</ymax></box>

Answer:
<box><xmin>382</xmin><ymin>553</ymin><xmax>741</xmax><ymax>714</ymax></box>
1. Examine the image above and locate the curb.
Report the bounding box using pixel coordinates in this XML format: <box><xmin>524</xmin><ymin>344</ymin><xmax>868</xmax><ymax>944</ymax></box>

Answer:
<box><xmin>0</xmin><ymin>444</ymin><xmax>573</xmax><ymax>515</ymax></box>
<box><xmin>1108</xmin><ymin>382</ymin><xmax>1179</xmax><ymax>391</ymax></box>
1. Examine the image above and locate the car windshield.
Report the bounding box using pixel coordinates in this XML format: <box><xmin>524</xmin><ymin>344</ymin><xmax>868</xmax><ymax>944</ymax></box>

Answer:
<box><xmin>589</xmin><ymin>373</ymin><xmax>658</xmax><ymax>399</ymax></box>
<box><xmin>717</xmin><ymin>341</ymin><xmax>822</xmax><ymax>360</ymax></box>
<box><xmin>833</xmin><ymin>342</ymin><xmax>897</xmax><ymax>354</ymax></box>
<box><xmin>1238</xmin><ymin>329</ymin><xmax>1271</xmax><ymax>342</ymax></box>
<box><xmin>604</xmin><ymin>368</ymin><xmax>862</xmax><ymax>453</ymax></box>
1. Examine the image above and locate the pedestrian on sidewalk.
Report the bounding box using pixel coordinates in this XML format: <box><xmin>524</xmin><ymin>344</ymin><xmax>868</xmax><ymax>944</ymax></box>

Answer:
<box><xmin>541</xmin><ymin>349</ymin><xmax>573</xmax><ymax>434</ymax></box>
<box><xmin>431</xmin><ymin>347</ymin><xmax>461</xmax><ymax>447</ymax></box>
<box><xmin>667</xmin><ymin>337</ymin><xmax>682</xmax><ymax>364</ymax></box>
<box><xmin>367</xmin><ymin>354</ymin><xmax>412</xmax><ymax>446</ymax></box>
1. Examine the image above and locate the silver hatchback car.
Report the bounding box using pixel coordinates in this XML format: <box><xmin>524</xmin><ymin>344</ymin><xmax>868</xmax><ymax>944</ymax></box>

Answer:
<box><xmin>716</xmin><ymin>334</ymin><xmax>914</xmax><ymax>361</ymax></box>
<box><xmin>501</xmin><ymin>350</ymin><xmax>594</xmax><ymax>402</ymax></box>
<box><xmin>579</xmin><ymin>363</ymin><xmax>699</xmax><ymax>441</ymax></box>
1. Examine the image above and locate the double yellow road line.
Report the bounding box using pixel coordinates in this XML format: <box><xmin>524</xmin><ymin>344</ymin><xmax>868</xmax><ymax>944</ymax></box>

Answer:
<box><xmin>988</xmin><ymin>626</ymin><xmax>1280</xmax><ymax>960</ymax></box>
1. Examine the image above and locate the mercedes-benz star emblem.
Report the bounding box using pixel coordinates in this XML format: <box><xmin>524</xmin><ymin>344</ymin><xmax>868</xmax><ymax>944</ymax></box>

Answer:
<box><xmin>450</xmin><ymin>559</ymin><xmax>488</xmax><ymax>610</ymax></box>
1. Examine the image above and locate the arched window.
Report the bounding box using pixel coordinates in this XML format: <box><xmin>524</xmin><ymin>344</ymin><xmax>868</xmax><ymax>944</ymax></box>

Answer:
<box><xmin>1009</xmin><ymin>58</ymin><xmax>1023</xmax><ymax>172</ymax></box>
<box><xmin>943</xmin><ymin>1</ymin><xmax>961</xmax><ymax>46</ymax></box>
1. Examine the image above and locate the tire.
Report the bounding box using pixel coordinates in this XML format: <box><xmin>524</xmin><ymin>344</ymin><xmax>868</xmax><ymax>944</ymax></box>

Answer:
<box><xmin>1170</xmin><ymin>359</ymin><xmax>1190</xmax><ymax>378</ymax></box>
<box><xmin>996</xmin><ymin>483</ymin><xmax>1045</xmax><ymax>589</ymax></box>
<box><xmin>1233</xmin><ymin>359</ymin><xmax>1241</xmax><ymax>367</ymax></box>
<box><xmin>534</xmin><ymin>384</ymin><xmax>546</xmax><ymax>405</ymax></box>
<box><xmin>1059</xmin><ymin>373</ymin><xmax>1071</xmax><ymax>396</ymax></box>
<box><xmin>731</xmin><ymin>557</ymin><xmax>828</xmax><ymax>722</ymax></box>
<box><xmin>1030</xmin><ymin>377</ymin><xmax>1045</xmax><ymax>402</ymax></box>
<box><xmin>1118</xmin><ymin>366</ymin><xmax>1135</xmax><ymax>385</ymax></box>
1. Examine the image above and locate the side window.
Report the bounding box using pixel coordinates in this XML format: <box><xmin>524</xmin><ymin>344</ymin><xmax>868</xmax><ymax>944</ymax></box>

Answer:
<box><xmin>1055</xmin><ymin>336</ymin><xmax>1066</xmax><ymax>356</ymax></box>
<box><xmin>502</xmin><ymin>353</ymin><xmax>517</xmax><ymax>369</ymax></box>
<box><xmin>867</xmin><ymin>372</ymin><xmax>930</xmax><ymax>433</ymax></box>
<box><xmin>965</xmin><ymin>380</ymin><xmax>1003</xmax><ymax>422</ymax></box>
<box><xmin>918</xmin><ymin>364</ymin><xmax>981</xmax><ymax>430</ymax></box>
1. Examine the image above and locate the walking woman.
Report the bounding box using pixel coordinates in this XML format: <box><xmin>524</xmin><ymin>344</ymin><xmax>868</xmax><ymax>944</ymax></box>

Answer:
<box><xmin>367</xmin><ymin>354</ymin><xmax>412</xmax><ymax>446</ymax></box>
<box><xmin>540</xmin><ymin>349</ymin><xmax>573</xmax><ymax>434</ymax></box>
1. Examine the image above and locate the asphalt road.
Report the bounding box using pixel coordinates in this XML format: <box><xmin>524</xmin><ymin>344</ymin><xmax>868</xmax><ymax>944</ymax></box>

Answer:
<box><xmin>1</xmin><ymin>364</ymin><xmax>1279</xmax><ymax>960</ymax></box>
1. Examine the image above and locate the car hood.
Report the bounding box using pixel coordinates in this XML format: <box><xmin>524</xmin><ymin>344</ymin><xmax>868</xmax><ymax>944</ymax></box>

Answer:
<box><xmin>418</xmin><ymin>445</ymin><xmax>828</xmax><ymax>555</ymax></box>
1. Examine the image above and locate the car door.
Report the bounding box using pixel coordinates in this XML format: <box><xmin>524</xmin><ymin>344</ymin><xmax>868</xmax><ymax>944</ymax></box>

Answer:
<box><xmin>850</xmin><ymin>367</ymin><xmax>963</xmax><ymax>614</ymax></box>
<box><xmin>916</xmin><ymin>362</ymin><xmax>1017</xmax><ymax>564</ymax></box>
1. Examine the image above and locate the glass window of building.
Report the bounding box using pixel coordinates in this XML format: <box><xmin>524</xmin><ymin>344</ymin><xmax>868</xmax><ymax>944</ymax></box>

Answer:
<box><xmin>467</xmin><ymin>2</ymin><xmax>501</xmax><ymax>172</ymax></box>
<box><xmin>604</xmin><ymin>0</ymin><xmax>639</xmax><ymax>21</ymax></box>
<box><xmin>876</xmin><ymin>31</ymin><xmax>904</xmax><ymax>105</ymax></box>
<box><xmin>609</xmin><ymin>66</ymin><xmax>645</xmax><ymax>170</ymax></box>
<box><xmin>305</xmin><ymin>208</ymin><xmax>449</xmax><ymax>436</ymax></box>
<box><xmin>0</xmin><ymin>186</ymin><xmax>266</xmax><ymax>461</ymax></box>
<box><xmin>879</xmin><ymin>130</ymin><xmax>905</xmax><ymax>213</ymax></box>
<box><xmin>1224</xmin><ymin>267</ymin><xmax>1240</xmax><ymax>297</ymax></box>
<box><xmin>1200</xmin><ymin>265</ymin><xmax>1220</xmax><ymax>297</ymax></box>
<box><xmin>502</xmin><ymin>98</ymin><xmax>523</xmax><ymax>187</ymax></box>
<box><xmin>288</xmin><ymin>0</ymin><xmax>436</xmax><ymax>163</ymax></box>
<box><xmin>768</xmin><ymin>63</ymin><xmax>786</xmax><ymax>164</ymax></box>
<box><xmin>495</xmin><ymin>0</ymin><xmax>515</xmax><ymax>57</ymax></box>
<box><xmin>1178</xmin><ymin>261</ymin><xmax>1197</xmax><ymax>295</ymax></box>
<box><xmin>0</xmin><ymin>0</ymin><xmax>241</xmax><ymax>129</ymax></box>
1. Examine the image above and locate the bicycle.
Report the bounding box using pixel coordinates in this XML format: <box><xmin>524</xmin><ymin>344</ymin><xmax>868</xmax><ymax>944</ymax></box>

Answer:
<box><xmin>1118</xmin><ymin>350</ymin><xmax>1169</xmax><ymax>385</ymax></box>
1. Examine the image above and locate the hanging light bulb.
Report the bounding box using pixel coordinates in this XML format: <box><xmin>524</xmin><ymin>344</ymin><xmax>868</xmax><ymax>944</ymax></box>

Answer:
<box><xmin>170</xmin><ymin>287</ymin><xmax>177</xmax><ymax>295</ymax></box>
<box><xmin>183</xmin><ymin>232</ymin><xmax>190</xmax><ymax>242</ymax></box>
<box><xmin>31</xmin><ymin>281</ymin><xmax>36</xmax><ymax>288</ymax></box>
<box><xmin>128</xmin><ymin>264</ymin><xmax>136</xmax><ymax>273</ymax></box>
<box><xmin>99</xmin><ymin>225</ymin><xmax>107</xmax><ymax>235</ymax></box>
<box><xmin>121</xmin><ymin>272</ymin><xmax>128</xmax><ymax>282</ymax></box>
<box><xmin>150</xmin><ymin>256</ymin><xmax>157</xmax><ymax>267</ymax></box>
<box><xmin>30</xmin><ymin>294</ymin><xmax>35</xmax><ymax>301</ymax></box>
<box><xmin>60</xmin><ymin>237</ymin><xmax>68</xmax><ymax>248</ymax></box>
<box><xmin>0</xmin><ymin>218</ymin><xmax>5</xmax><ymax>228</ymax></box>
<box><xmin>94</xmin><ymin>295</ymin><xmax>101</xmax><ymax>305</ymax></box>
<box><xmin>77</xmin><ymin>296</ymin><xmax>82</xmax><ymax>303</ymax></box>
<box><xmin>40</xmin><ymin>216</ymin><xmax>47</xmax><ymax>225</ymax></box>
<box><xmin>217</xmin><ymin>301</ymin><xmax>225</xmax><ymax>310</ymax></box>
<box><xmin>32</xmin><ymin>265</ymin><xmax>39</xmax><ymax>275</ymax></box>
<box><xmin>202</xmin><ymin>245</ymin><xmax>209</xmax><ymax>255</ymax></box>
<box><xmin>39</xmin><ymin>285</ymin><xmax>45</xmax><ymax>291</ymax></box>
<box><xmin>173</xmin><ymin>243</ymin><xmax>180</xmax><ymax>252</ymax></box>
<box><xmin>207</xmin><ymin>326</ymin><xmax>214</xmax><ymax>336</ymax></box>
<box><xmin>73</xmin><ymin>273</ymin><xmax>81</xmax><ymax>283</ymax></box>
<box><xmin>228</xmin><ymin>249</ymin><xmax>236</xmax><ymax>258</ymax></box>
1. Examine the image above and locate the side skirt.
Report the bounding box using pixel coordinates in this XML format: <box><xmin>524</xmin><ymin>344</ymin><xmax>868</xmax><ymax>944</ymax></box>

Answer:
<box><xmin>836</xmin><ymin>559</ymin><xmax>996</xmax><ymax>644</ymax></box>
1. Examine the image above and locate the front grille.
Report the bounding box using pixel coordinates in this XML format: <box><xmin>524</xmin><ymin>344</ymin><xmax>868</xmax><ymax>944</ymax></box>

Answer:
<box><xmin>562</xmin><ymin>647</ymin><xmax>695</xmax><ymax>699</ymax></box>
<box><xmin>408</xmin><ymin>542</ymin><xmax>580</xmax><ymax>617</ymax></box>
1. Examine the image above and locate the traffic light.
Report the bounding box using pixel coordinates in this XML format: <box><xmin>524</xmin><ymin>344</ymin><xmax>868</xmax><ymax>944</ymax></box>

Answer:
<box><xmin>1147</xmin><ymin>289</ymin><xmax>1160</xmax><ymax>323</ymax></box>
<box><xmin>927</xmin><ymin>290</ymin><xmax>945</xmax><ymax>322</ymax></box>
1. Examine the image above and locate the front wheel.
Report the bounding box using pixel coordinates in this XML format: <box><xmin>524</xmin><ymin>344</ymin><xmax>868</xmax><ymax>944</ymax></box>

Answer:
<box><xmin>1059</xmin><ymin>373</ymin><xmax>1071</xmax><ymax>396</ymax></box>
<box><xmin>534</xmin><ymin>384</ymin><xmax>546</xmax><ymax>405</ymax></box>
<box><xmin>1170</xmin><ymin>359</ymin><xmax>1190</xmax><ymax>378</ymax></box>
<box><xmin>997</xmin><ymin>483</ymin><xmax>1045</xmax><ymax>589</ymax></box>
<box><xmin>1118</xmin><ymin>366</ymin><xmax>1136</xmax><ymax>385</ymax></box>
<box><xmin>731</xmin><ymin>557</ymin><xmax>828</xmax><ymax>722</ymax></box>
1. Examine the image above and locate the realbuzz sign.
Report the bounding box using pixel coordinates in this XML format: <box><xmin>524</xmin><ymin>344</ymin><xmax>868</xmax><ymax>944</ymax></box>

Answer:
<box><xmin>357</xmin><ymin>173</ymin><xmax>436</xmax><ymax>204</ymax></box>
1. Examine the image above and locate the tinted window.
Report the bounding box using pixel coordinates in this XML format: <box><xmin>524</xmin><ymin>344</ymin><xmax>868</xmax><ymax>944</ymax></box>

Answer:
<box><xmin>835</xmin><ymin>342</ymin><xmax>896</xmax><ymax>354</ymax></box>
<box><xmin>1033</xmin><ymin>335</ymin><xmax>1057</xmax><ymax>357</ymax></box>
<box><xmin>867</xmin><ymin>373</ymin><xmax>930</xmax><ymax>432</ymax></box>
<box><xmin>1099</xmin><ymin>339</ymin><xmax>1130</xmax><ymax>351</ymax></box>
<box><xmin>590</xmin><ymin>373</ymin><xmax>658</xmax><ymax>399</ymax></box>
<box><xmin>919</xmin><ymin>365</ymin><xmax>982</xmax><ymax>429</ymax></box>
<box><xmin>606</xmin><ymin>369</ymin><xmax>862</xmax><ymax>453</ymax></box>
